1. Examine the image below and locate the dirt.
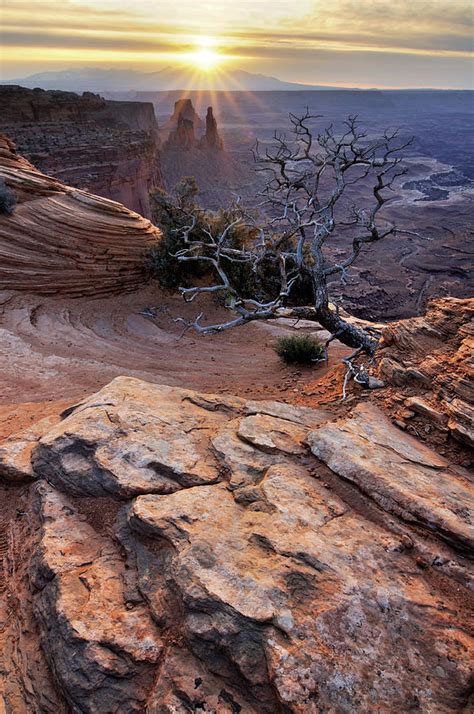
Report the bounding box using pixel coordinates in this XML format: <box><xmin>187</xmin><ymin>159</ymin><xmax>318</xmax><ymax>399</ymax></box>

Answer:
<box><xmin>0</xmin><ymin>285</ymin><xmax>350</xmax><ymax>440</ymax></box>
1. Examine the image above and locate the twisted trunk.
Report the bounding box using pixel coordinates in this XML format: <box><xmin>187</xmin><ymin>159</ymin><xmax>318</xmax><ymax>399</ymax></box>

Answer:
<box><xmin>288</xmin><ymin>277</ymin><xmax>379</xmax><ymax>355</ymax></box>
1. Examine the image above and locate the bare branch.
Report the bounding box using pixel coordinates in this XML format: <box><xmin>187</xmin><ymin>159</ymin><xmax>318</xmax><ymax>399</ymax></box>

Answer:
<box><xmin>169</xmin><ymin>113</ymin><xmax>417</xmax><ymax>358</ymax></box>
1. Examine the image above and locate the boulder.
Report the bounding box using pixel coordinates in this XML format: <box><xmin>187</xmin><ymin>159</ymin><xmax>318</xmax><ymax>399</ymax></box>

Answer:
<box><xmin>0</xmin><ymin>376</ymin><xmax>470</xmax><ymax>711</ymax></box>
<box><xmin>31</xmin><ymin>377</ymin><xmax>329</xmax><ymax>497</ymax></box>
<box><xmin>31</xmin><ymin>378</ymin><xmax>230</xmax><ymax>497</ymax></box>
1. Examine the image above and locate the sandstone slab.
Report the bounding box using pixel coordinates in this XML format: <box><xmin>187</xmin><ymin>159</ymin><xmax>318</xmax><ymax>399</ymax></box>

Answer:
<box><xmin>129</xmin><ymin>462</ymin><xmax>473</xmax><ymax>712</ymax></box>
<box><xmin>32</xmin><ymin>377</ymin><xmax>230</xmax><ymax>497</ymax></box>
<box><xmin>31</xmin><ymin>482</ymin><xmax>162</xmax><ymax>713</ymax></box>
<box><xmin>31</xmin><ymin>377</ymin><xmax>329</xmax><ymax>497</ymax></box>
<box><xmin>308</xmin><ymin>402</ymin><xmax>474</xmax><ymax>553</ymax></box>
<box><xmin>0</xmin><ymin>375</ymin><xmax>470</xmax><ymax>712</ymax></box>
<box><xmin>0</xmin><ymin>414</ymin><xmax>58</xmax><ymax>482</ymax></box>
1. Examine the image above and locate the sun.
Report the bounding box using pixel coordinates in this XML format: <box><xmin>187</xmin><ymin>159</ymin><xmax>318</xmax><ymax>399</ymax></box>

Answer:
<box><xmin>187</xmin><ymin>39</ymin><xmax>221</xmax><ymax>71</ymax></box>
<box><xmin>192</xmin><ymin>47</ymin><xmax>220</xmax><ymax>70</ymax></box>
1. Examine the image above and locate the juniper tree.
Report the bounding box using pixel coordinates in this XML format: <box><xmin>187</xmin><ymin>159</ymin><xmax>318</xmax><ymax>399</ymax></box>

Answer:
<box><xmin>172</xmin><ymin>112</ymin><xmax>416</xmax><ymax>357</ymax></box>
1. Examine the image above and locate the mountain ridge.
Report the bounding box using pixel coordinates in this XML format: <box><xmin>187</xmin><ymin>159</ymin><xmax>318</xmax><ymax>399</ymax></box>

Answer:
<box><xmin>1</xmin><ymin>66</ymin><xmax>356</xmax><ymax>92</ymax></box>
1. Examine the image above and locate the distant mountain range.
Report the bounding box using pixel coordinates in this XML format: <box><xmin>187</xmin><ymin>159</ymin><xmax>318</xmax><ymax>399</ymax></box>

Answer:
<box><xmin>1</xmin><ymin>67</ymin><xmax>353</xmax><ymax>93</ymax></box>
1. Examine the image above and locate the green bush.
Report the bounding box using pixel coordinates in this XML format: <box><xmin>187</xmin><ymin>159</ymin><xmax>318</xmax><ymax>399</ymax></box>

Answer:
<box><xmin>275</xmin><ymin>334</ymin><xmax>325</xmax><ymax>365</ymax></box>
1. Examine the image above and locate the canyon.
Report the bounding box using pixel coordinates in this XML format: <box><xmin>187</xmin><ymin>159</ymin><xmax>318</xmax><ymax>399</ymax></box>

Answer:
<box><xmin>143</xmin><ymin>89</ymin><xmax>474</xmax><ymax>319</ymax></box>
<box><xmin>2</xmin><ymin>86</ymin><xmax>472</xmax><ymax>320</ymax></box>
<box><xmin>0</xmin><ymin>107</ymin><xmax>472</xmax><ymax>713</ymax></box>
<box><xmin>0</xmin><ymin>86</ymin><xmax>163</xmax><ymax>217</ymax></box>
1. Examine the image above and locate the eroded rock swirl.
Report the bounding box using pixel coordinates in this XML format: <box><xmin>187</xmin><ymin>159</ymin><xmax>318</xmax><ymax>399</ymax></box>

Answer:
<box><xmin>0</xmin><ymin>134</ymin><xmax>161</xmax><ymax>296</ymax></box>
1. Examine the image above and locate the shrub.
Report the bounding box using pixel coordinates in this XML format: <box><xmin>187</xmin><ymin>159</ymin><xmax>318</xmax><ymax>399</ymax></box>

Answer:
<box><xmin>146</xmin><ymin>177</ymin><xmax>273</xmax><ymax>296</ymax></box>
<box><xmin>146</xmin><ymin>177</ymin><xmax>207</xmax><ymax>290</ymax></box>
<box><xmin>275</xmin><ymin>334</ymin><xmax>325</xmax><ymax>365</ymax></box>
<box><xmin>0</xmin><ymin>179</ymin><xmax>16</xmax><ymax>215</ymax></box>
<box><xmin>146</xmin><ymin>177</ymin><xmax>312</xmax><ymax>304</ymax></box>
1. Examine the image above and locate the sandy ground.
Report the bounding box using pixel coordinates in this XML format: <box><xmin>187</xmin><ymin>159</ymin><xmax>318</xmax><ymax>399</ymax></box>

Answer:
<box><xmin>0</xmin><ymin>285</ymin><xmax>349</xmax><ymax>439</ymax></box>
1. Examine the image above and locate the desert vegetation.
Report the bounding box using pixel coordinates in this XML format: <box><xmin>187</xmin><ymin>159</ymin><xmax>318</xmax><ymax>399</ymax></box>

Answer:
<box><xmin>275</xmin><ymin>333</ymin><xmax>325</xmax><ymax>364</ymax></box>
<box><xmin>151</xmin><ymin>112</ymin><xmax>417</xmax><ymax>359</ymax></box>
<box><xmin>147</xmin><ymin>175</ymin><xmax>286</xmax><ymax>301</ymax></box>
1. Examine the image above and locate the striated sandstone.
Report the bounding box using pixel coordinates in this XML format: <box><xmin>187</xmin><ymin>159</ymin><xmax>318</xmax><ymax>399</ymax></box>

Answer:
<box><xmin>0</xmin><ymin>134</ymin><xmax>161</xmax><ymax>295</ymax></box>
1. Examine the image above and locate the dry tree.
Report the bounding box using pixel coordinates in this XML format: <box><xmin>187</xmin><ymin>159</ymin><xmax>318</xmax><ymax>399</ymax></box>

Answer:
<box><xmin>172</xmin><ymin>112</ymin><xmax>417</xmax><ymax>368</ymax></box>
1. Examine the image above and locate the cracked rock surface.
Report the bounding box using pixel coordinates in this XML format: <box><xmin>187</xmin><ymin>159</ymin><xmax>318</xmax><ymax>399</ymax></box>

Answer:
<box><xmin>1</xmin><ymin>376</ymin><xmax>473</xmax><ymax>712</ymax></box>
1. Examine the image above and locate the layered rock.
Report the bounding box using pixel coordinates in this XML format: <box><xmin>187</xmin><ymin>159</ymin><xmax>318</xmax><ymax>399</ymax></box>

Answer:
<box><xmin>1</xmin><ymin>376</ymin><xmax>472</xmax><ymax>712</ymax></box>
<box><xmin>164</xmin><ymin>98</ymin><xmax>203</xmax><ymax>131</ymax></box>
<box><xmin>0</xmin><ymin>85</ymin><xmax>163</xmax><ymax>216</ymax></box>
<box><xmin>308</xmin><ymin>402</ymin><xmax>473</xmax><ymax>553</ymax></box>
<box><xmin>164</xmin><ymin>114</ymin><xmax>197</xmax><ymax>150</ymax></box>
<box><xmin>161</xmin><ymin>98</ymin><xmax>244</xmax><ymax>208</ymax></box>
<box><xmin>377</xmin><ymin>297</ymin><xmax>474</xmax><ymax>449</ymax></box>
<box><xmin>0</xmin><ymin>134</ymin><xmax>161</xmax><ymax>295</ymax></box>
<box><xmin>31</xmin><ymin>483</ymin><xmax>162</xmax><ymax>712</ymax></box>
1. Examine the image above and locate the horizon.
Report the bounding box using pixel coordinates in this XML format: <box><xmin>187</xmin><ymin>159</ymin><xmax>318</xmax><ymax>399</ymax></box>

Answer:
<box><xmin>1</xmin><ymin>0</ymin><xmax>473</xmax><ymax>90</ymax></box>
<box><xmin>3</xmin><ymin>65</ymin><xmax>474</xmax><ymax>92</ymax></box>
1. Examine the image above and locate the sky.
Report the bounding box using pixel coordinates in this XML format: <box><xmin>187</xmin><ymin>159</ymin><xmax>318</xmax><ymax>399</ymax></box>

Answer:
<box><xmin>1</xmin><ymin>0</ymin><xmax>473</xmax><ymax>88</ymax></box>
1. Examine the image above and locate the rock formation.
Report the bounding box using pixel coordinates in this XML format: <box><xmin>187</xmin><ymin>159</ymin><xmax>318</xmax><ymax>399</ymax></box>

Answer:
<box><xmin>164</xmin><ymin>98</ymin><xmax>203</xmax><ymax>131</ymax></box>
<box><xmin>377</xmin><ymin>297</ymin><xmax>473</xmax><ymax>450</ymax></box>
<box><xmin>201</xmin><ymin>106</ymin><xmax>224</xmax><ymax>151</ymax></box>
<box><xmin>0</xmin><ymin>85</ymin><xmax>163</xmax><ymax>217</ymax></box>
<box><xmin>163</xmin><ymin>98</ymin><xmax>223</xmax><ymax>153</ymax></box>
<box><xmin>0</xmin><ymin>375</ymin><xmax>472</xmax><ymax>712</ymax></box>
<box><xmin>164</xmin><ymin>114</ymin><xmax>197</xmax><ymax>150</ymax></box>
<box><xmin>161</xmin><ymin>98</ymin><xmax>245</xmax><ymax>208</ymax></box>
<box><xmin>0</xmin><ymin>134</ymin><xmax>161</xmax><ymax>295</ymax></box>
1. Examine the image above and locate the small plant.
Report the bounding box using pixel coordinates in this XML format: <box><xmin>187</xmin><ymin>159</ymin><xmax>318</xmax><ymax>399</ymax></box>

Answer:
<box><xmin>275</xmin><ymin>334</ymin><xmax>325</xmax><ymax>365</ymax></box>
<box><xmin>0</xmin><ymin>179</ymin><xmax>16</xmax><ymax>216</ymax></box>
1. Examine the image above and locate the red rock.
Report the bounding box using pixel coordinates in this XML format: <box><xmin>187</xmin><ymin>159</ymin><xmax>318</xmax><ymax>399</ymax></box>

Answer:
<box><xmin>0</xmin><ymin>134</ymin><xmax>161</xmax><ymax>295</ymax></box>
<box><xmin>0</xmin><ymin>85</ymin><xmax>163</xmax><ymax>216</ymax></box>
<box><xmin>379</xmin><ymin>297</ymin><xmax>474</xmax><ymax>448</ymax></box>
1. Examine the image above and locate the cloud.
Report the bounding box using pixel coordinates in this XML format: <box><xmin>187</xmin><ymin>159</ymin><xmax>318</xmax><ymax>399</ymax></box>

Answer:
<box><xmin>1</xmin><ymin>0</ymin><xmax>472</xmax><ymax>86</ymax></box>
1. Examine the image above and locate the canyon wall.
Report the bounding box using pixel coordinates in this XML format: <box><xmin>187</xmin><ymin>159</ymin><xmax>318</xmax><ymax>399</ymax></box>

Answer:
<box><xmin>0</xmin><ymin>134</ymin><xmax>161</xmax><ymax>295</ymax></box>
<box><xmin>0</xmin><ymin>86</ymin><xmax>163</xmax><ymax>217</ymax></box>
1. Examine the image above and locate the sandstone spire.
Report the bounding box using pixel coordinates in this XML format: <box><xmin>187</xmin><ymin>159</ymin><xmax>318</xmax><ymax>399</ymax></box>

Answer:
<box><xmin>201</xmin><ymin>106</ymin><xmax>223</xmax><ymax>150</ymax></box>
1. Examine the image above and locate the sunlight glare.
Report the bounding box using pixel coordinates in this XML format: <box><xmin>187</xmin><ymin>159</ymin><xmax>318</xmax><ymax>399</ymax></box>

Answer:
<box><xmin>188</xmin><ymin>39</ymin><xmax>221</xmax><ymax>71</ymax></box>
